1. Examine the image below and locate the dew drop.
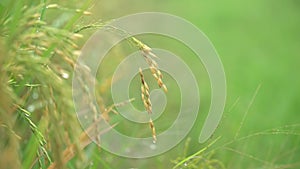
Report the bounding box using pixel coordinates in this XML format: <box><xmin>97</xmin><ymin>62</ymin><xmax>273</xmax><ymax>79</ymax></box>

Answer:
<box><xmin>27</xmin><ymin>105</ymin><xmax>35</xmax><ymax>112</ymax></box>
<box><xmin>61</xmin><ymin>72</ymin><xmax>69</xmax><ymax>79</ymax></box>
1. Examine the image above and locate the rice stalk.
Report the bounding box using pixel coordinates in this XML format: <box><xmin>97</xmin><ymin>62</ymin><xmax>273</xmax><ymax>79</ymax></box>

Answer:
<box><xmin>139</xmin><ymin>68</ymin><xmax>157</xmax><ymax>143</ymax></box>
<box><xmin>139</xmin><ymin>68</ymin><xmax>152</xmax><ymax>114</ymax></box>
<box><xmin>132</xmin><ymin>37</ymin><xmax>168</xmax><ymax>93</ymax></box>
<box><xmin>0</xmin><ymin>1</ymin><xmax>95</xmax><ymax>168</ymax></box>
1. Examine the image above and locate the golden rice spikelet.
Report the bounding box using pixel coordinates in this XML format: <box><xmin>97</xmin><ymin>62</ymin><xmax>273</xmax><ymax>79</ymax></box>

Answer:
<box><xmin>149</xmin><ymin>118</ymin><xmax>157</xmax><ymax>143</ymax></box>
<box><xmin>139</xmin><ymin>68</ymin><xmax>152</xmax><ymax>114</ymax></box>
<box><xmin>132</xmin><ymin>37</ymin><xmax>168</xmax><ymax>93</ymax></box>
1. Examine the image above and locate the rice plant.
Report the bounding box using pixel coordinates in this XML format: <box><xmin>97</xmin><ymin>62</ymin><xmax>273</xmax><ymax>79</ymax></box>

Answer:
<box><xmin>0</xmin><ymin>1</ymin><xmax>99</xmax><ymax>168</ymax></box>
<box><xmin>1</xmin><ymin>1</ymin><xmax>300</xmax><ymax>169</ymax></box>
<box><xmin>0</xmin><ymin>1</ymin><xmax>170</xmax><ymax>168</ymax></box>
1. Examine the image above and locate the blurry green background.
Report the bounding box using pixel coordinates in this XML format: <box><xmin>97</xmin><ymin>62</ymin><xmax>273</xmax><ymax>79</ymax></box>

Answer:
<box><xmin>92</xmin><ymin>0</ymin><xmax>300</xmax><ymax>168</ymax></box>
<box><xmin>94</xmin><ymin>0</ymin><xmax>300</xmax><ymax>127</ymax></box>
<box><xmin>1</xmin><ymin>0</ymin><xmax>300</xmax><ymax>168</ymax></box>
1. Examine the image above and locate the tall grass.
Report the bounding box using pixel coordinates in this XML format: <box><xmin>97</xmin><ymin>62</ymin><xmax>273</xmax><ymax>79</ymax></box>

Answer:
<box><xmin>0</xmin><ymin>1</ymin><xmax>94</xmax><ymax>168</ymax></box>
<box><xmin>0</xmin><ymin>1</ymin><xmax>170</xmax><ymax>168</ymax></box>
<box><xmin>1</xmin><ymin>1</ymin><xmax>300</xmax><ymax>169</ymax></box>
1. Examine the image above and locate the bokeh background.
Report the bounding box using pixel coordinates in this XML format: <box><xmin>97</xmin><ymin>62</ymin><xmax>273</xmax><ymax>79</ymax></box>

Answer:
<box><xmin>92</xmin><ymin>0</ymin><xmax>300</xmax><ymax>168</ymax></box>
<box><xmin>1</xmin><ymin>0</ymin><xmax>299</xmax><ymax>169</ymax></box>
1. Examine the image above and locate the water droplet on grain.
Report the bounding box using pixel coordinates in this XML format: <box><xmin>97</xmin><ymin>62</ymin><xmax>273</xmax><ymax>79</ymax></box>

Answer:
<box><xmin>28</xmin><ymin>105</ymin><xmax>35</xmax><ymax>112</ymax></box>
<box><xmin>62</xmin><ymin>72</ymin><xmax>69</xmax><ymax>79</ymax></box>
